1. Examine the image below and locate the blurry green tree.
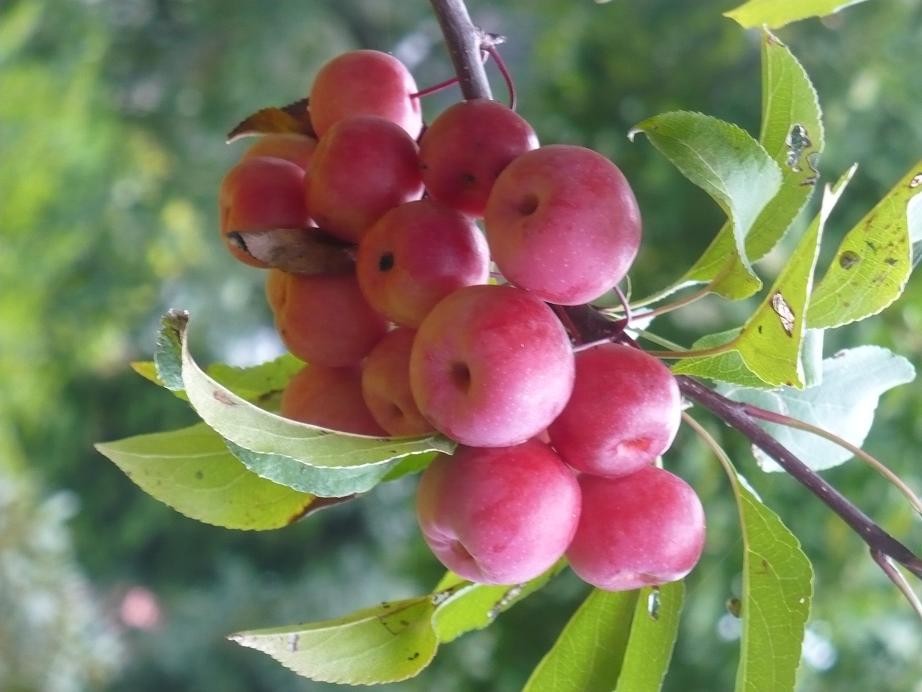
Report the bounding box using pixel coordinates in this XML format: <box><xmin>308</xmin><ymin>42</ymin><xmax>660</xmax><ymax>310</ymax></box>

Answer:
<box><xmin>1</xmin><ymin>0</ymin><xmax>920</xmax><ymax>690</ymax></box>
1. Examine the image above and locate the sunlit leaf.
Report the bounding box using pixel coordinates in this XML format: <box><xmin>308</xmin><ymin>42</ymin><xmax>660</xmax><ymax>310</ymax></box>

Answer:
<box><xmin>157</xmin><ymin>311</ymin><xmax>454</xmax><ymax>496</ymax></box>
<box><xmin>674</xmin><ymin>167</ymin><xmax>853</xmax><ymax>388</ymax></box>
<box><xmin>206</xmin><ymin>354</ymin><xmax>303</xmax><ymax>403</ymax></box>
<box><xmin>683</xmin><ymin>32</ymin><xmax>824</xmax><ymax>299</ymax></box>
<box><xmin>135</xmin><ymin>352</ymin><xmax>303</xmax><ymax>404</ymax></box>
<box><xmin>231</xmin><ymin>566</ymin><xmax>559</xmax><ymax>685</ymax></box>
<box><xmin>809</xmin><ymin>161</ymin><xmax>922</xmax><ymax>328</ymax></box>
<box><xmin>230</xmin><ymin>598</ymin><xmax>439</xmax><ymax>685</ymax></box>
<box><xmin>630</xmin><ymin>112</ymin><xmax>782</xmax><ymax>300</ymax></box>
<box><xmin>95</xmin><ymin>424</ymin><xmax>337</xmax><ymax>530</ymax></box>
<box><xmin>131</xmin><ymin>360</ymin><xmax>170</xmax><ymax>388</ymax></box>
<box><xmin>725</xmin><ymin>0</ymin><xmax>870</xmax><ymax>29</ymax></box>
<box><xmin>674</xmin><ymin>329</ymin><xmax>768</xmax><ymax>389</ymax></box>
<box><xmin>720</xmin><ymin>346</ymin><xmax>915</xmax><ymax>472</ymax></box>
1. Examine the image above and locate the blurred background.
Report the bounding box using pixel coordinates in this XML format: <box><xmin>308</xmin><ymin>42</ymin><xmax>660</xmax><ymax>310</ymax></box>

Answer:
<box><xmin>1</xmin><ymin>0</ymin><xmax>921</xmax><ymax>690</ymax></box>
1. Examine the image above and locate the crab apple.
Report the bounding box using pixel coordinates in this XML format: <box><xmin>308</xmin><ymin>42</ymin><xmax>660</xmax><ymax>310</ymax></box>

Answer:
<box><xmin>361</xmin><ymin>328</ymin><xmax>433</xmax><ymax>437</ymax></box>
<box><xmin>242</xmin><ymin>133</ymin><xmax>317</xmax><ymax>170</ymax></box>
<box><xmin>307</xmin><ymin>116</ymin><xmax>424</xmax><ymax>243</ymax></box>
<box><xmin>410</xmin><ymin>284</ymin><xmax>574</xmax><ymax>447</ymax></box>
<box><xmin>309</xmin><ymin>50</ymin><xmax>423</xmax><ymax>139</ymax></box>
<box><xmin>567</xmin><ymin>467</ymin><xmax>705</xmax><ymax>591</ymax></box>
<box><xmin>280</xmin><ymin>365</ymin><xmax>386</xmax><ymax>436</ymax></box>
<box><xmin>484</xmin><ymin>145</ymin><xmax>641</xmax><ymax>305</ymax></box>
<box><xmin>266</xmin><ymin>269</ymin><xmax>389</xmax><ymax>367</ymax></box>
<box><xmin>419</xmin><ymin>99</ymin><xmax>539</xmax><ymax>217</ymax></box>
<box><xmin>219</xmin><ymin>156</ymin><xmax>310</xmax><ymax>267</ymax></box>
<box><xmin>356</xmin><ymin>199</ymin><xmax>490</xmax><ymax>327</ymax></box>
<box><xmin>547</xmin><ymin>343</ymin><xmax>681</xmax><ymax>477</ymax></box>
<box><xmin>417</xmin><ymin>441</ymin><xmax>580</xmax><ymax>584</ymax></box>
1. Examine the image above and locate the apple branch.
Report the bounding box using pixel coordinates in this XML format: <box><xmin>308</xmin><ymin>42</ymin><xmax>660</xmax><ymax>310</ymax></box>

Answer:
<box><xmin>556</xmin><ymin>304</ymin><xmax>922</xmax><ymax>579</ymax></box>
<box><xmin>428</xmin><ymin>0</ymin><xmax>492</xmax><ymax>100</ymax></box>
<box><xmin>428</xmin><ymin>0</ymin><xmax>922</xmax><ymax>585</ymax></box>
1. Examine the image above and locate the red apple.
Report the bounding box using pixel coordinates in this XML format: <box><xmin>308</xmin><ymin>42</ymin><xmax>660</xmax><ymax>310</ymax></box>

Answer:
<box><xmin>417</xmin><ymin>441</ymin><xmax>581</xmax><ymax>584</ymax></box>
<box><xmin>484</xmin><ymin>145</ymin><xmax>641</xmax><ymax>304</ymax></box>
<box><xmin>567</xmin><ymin>467</ymin><xmax>706</xmax><ymax>591</ymax></box>
<box><xmin>356</xmin><ymin>199</ymin><xmax>489</xmax><ymax>327</ymax></box>
<box><xmin>409</xmin><ymin>284</ymin><xmax>574</xmax><ymax>447</ymax></box>
<box><xmin>547</xmin><ymin>343</ymin><xmax>681</xmax><ymax>477</ymax></box>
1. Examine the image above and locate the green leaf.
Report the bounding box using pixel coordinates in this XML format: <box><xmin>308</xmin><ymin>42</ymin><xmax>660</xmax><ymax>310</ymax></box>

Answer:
<box><xmin>809</xmin><ymin>161</ymin><xmax>922</xmax><ymax>328</ymax></box>
<box><xmin>131</xmin><ymin>360</ymin><xmax>164</xmax><ymax>387</ymax></box>
<box><xmin>523</xmin><ymin>588</ymin><xmax>638</xmax><ymax>692</ymax></box>
<box><xmin>725</xmin><ymin>470</ymin><xmax>813</xmax><ymax>692</ymax></box>
<box><xmin>674</xmin><ymin>167</ymin><xmax>854</xmax><ymax>388</ymax></box>
<box><xmin>523</xmin><ymin>582</ymin><xmax>684</xmax><ymax>692</ymax></box>
<box><xmin>231</xmin><ymin>567</ymin><xmax>559</xmax><ymax>685</ymax></box>
<box><xmin>801</xmin><ymin>328</ymin><xmax>825</xmax><ymax>388</ymax></box>
<box><xmin>154</xmin><ymin>311</ymin><xmax>185</xmax><ymax>390</ymax></box>
<box><xmin>720</xmin><ymin>346</ymin><xmax>915</xmax><ymax>472</ymax></box>
<box><xmin>911</xmin><ymin>185</ymin><xmax>922</xmax><ymax>266</ymax></box>
<box><xmin>630</xmin><ymin>112</ymin><xmax>782</xmax><ymax>300</ymax></box>
<box><xmin>673</xmin><ymin>330</ymin><xmax>769</xmax><ymax>389</ymax></box>
<box><xmin>614</xmin><ymin>583</ymin><xmax>685</xmax><ymax>692</ymax></box>
<box><xmin>683</xmin><ymin>32</ymin><xmax>824</xmax><ymax>299</ymax></box>
<box><xmin>431</xmin><ymin>562</ymin><xmax>563</xmax><ymax>643</ymax></box>
<box><xmin>132</xmin><ymin>353</ymin><xmax>303</xmax><ymax>404</ymax></box>
<box><xmin>206</xmin><ymin>353</ymin><xmax>304</xmax><ymax>402</ymax></box>
<box><xmin>225</xmin><ymin>442</ymin><xmax>435</xmax><ymax>497</ymax></box>
<box><xmin>95</xmin><ymin>424</ymin><xmax>327</xmax><ymax>530</ymax></box>
<box><xmin>230</xmin><ymin>597</ymin><xmax>439</xmax><ymax>685</ymax></box>
<box><xmin>157</xmin><ymin>311</ymin><xmax>455</xmax><ymax>497</ymax></box>
<box><xmin>725</xmin><ymin>0</ymin><xmax>871</xmax><ymax>29</ymax></box>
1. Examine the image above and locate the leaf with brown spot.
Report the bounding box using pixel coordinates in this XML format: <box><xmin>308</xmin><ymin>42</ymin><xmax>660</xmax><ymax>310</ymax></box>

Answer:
<box><xmin>810</xmin><ymin>160</ymin><xmax>922</xmax><ymax>328</ymax></box>
<box><xmin>675</xmin><ymin>167</ymin><xmax>854</xmax><ymax>388</ymax></box>
<box><xmin>227</xmin><ymin>98</ymin><xmax>315</xmax><ymax>142</ymax></box>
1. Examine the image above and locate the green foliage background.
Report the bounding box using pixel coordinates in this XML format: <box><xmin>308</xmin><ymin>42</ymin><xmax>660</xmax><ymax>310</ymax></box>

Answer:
<box><xmin>1</xmin><ymin>0</ymin><xmax>920</xmax><ymax>689</ymax></box>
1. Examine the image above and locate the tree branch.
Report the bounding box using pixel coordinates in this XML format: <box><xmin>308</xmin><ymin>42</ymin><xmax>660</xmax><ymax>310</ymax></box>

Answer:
<box><xmin>428</xmin><ymin>0</ymin><xmax>492</xmax><ymax>100</ymax></box>
<box><xmin>678</xmin><ymin>376</ymin><xmax>922</xmax><ymax>579</ymax></box>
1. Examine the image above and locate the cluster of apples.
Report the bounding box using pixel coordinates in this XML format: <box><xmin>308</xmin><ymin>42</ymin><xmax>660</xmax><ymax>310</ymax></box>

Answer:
<box><xmin>218</xmin><ymin>49</ymin><xmax>705</xmax><ymax>590</ymax></box>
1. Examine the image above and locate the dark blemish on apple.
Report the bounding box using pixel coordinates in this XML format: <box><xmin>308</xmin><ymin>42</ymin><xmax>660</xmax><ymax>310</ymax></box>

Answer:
<box><xmin>379</xmin><ymin>252</ymin><xmax>395</xmax><ymax>271</ymax></box>
<box><xmin>517</xmin><ymin>193</ymin><xmax>539</xmax><ymax>216</ymax></box>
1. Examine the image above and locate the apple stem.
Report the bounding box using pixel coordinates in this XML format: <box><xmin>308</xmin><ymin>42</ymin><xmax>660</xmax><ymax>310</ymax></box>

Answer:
<box><xmin>482</xmin><ymin>42</ymin><xmax>517</xmax><ymax>110</ymax></box>
<box><xmin>411</xmin><ymin>74</ymin><xmax>463</xmax><ymax>99</ymax></box>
